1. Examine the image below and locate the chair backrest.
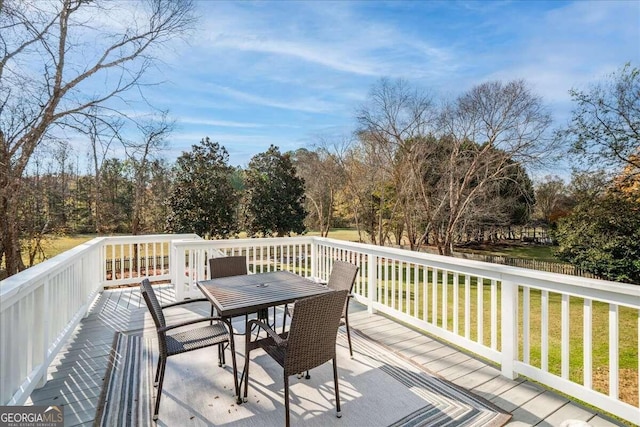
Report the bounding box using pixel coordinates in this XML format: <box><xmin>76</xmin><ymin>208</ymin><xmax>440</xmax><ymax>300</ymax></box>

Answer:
<box><xmin>327</xmin><ymin>261</ymin><xmax>359</xmax><ymax>315</ymax></box>
<box><xmin>140</xmin><ymin>279</ymin><xmax>170</xmax><ymax>358</ymax></box>
<box><xmin>209</xmin><ymin>256</ymin><xmax>248</xmax><ymax>279</ymax></box>
<box><xmin>140</xmin><ymin>278</ymin><xmax>166</xmax><ymax>329</ymax></box>
<box><xmin>284</xmin><ymin>290</ymin><xmax>348</xmax><ymax>375</ymax></box>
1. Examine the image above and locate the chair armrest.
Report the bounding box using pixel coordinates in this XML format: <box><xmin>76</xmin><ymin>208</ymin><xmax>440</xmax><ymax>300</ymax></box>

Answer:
<box><xmin>247</xmin><ymin>319</ymin><xmax>287</xmax><ymax>347</ymax></box>
<box><xmin>159</xmin><ymin>316</ymin><xmax>224</xmax><ymax>333</ymax></box>
<box><xmin>161</xmin><ymin>297</ymin><xmax>210</xmax><ymax>310</ymax></box>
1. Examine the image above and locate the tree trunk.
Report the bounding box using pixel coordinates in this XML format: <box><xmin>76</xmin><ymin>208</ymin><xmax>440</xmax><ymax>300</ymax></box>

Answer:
<box><xmin>0</xmin><ymin>174</ymin><xmax>27</xmax><ymax>275</ymax></box>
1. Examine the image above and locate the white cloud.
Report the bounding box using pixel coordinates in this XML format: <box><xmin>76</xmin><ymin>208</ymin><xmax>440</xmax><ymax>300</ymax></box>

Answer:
<box><xmin>177</xmin><ymin>118</ymin><xmax>265</xmax><ymax>128</ymax></box>
<box><xmin>194</xmin><ymin>2</ymin><xmax>455</xmax><ymax>80</ymax></box>
<box><xmin>206</xmin><ymin>85</ymin><xmax>341</xmax><ymax>114</ymax></box>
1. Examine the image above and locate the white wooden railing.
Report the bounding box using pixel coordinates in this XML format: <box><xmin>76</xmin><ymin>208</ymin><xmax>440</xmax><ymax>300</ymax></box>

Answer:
<box><xmin>171</xmin><ymin>236</ymin><xmax>640</xmax><ymax>424</ymax></box>
<box><xmin>0</xmin><ymin>234</ymin><xmax>198</xmax><ymax>405</ymax></box>
<box><xmin>1</xmin><ymin>234</ymin><xmax>638</xmax><ymax>424</ymax></box>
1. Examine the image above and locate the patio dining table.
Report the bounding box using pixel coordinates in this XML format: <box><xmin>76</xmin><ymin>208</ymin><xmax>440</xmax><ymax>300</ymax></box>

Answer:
<box><xmin>197</xmin><ymin>270</ymin><xmax>332</xmax><ymax>403</ymax></box>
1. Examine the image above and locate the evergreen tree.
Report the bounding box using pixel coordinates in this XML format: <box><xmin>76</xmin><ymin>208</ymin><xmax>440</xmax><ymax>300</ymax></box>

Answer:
<box><xmin>555</xmin><ymin>192</ymin><xmax>640</xmax><ymax>284</ymax></box>
<box><xmin>244</xmin><ymin>145</ymin><xmax>306</xmax><ymax>237</ymax></box>
<box><xmin>165</xmin><ymin>138</ymin><xmax>240</xmax><ymax>238</ymax></box>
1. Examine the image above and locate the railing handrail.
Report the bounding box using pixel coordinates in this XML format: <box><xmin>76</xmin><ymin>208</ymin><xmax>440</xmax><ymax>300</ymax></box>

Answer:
<box><xmin>0</xmin><ymin>237</ymin><xmax>106</xmax><ymax>309</ymax></box>
<box><xmin>0</xmin><ymin>233</ymin><xmax>200</xmax><ymax>405</ymax></box>
<box><xmin>99</xmin><ymin>233</ymin><xmax>201</xmax><ymax>244</ymax></box>
<box><xmin>311</xmin><ymin>237</ymin><xmax>640</xmax><ymax>306</ymax></box>
<box><xmin>170</xmin><ymin>236</ymin><xmax>315</xmax><ymax>247</ymax></box>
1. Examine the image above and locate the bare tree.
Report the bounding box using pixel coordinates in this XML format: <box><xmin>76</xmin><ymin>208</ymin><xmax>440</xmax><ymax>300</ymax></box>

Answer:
<box><xmin>356</xmin><ymin>78</ymin><xmax>436</xmax><ymax>248</ymax></box>
<box><xmin>126</xmin><ymin>111</ymin><xmax>173</xmax><ymax>236</ymax></box>
<box><xmin>422</xmin><ymin>80</ymin><xmax>554</xmax><ymax>255</ymax></box>
<box><xmin>0</xmin><ymin>0</ymin><xmax>195</xmax><ymax>275</ymax></box>
<box><xmin>563</xmin><ymin>63</ymin><xmax>640</xmax><ymax>177</ymax></box>
<box><xmin>72</xmin><ymin>108</ymin><xmax>124</xmax><ymax>233</ymax></box>
<box><xmin>292</xmin><ymin>147</ymin><xmax>345</xmax><ymax>237</ymax></box>
<box><xmin>357</xmin><ymin>79</ymin><xmax>553</xmax><ymax>255</ymax></box>
<box><xmin>534</xmin><ymin>175</ymin><xmax>569</xmax><ymax>225</ymax></box>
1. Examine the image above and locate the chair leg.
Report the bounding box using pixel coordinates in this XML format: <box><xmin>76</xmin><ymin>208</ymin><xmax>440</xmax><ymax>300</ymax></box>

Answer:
<box><xmin>281</xmin><ymin>304</ymin><xmax>288</xmax><ymax>334</ymax></box>
<box><xmin>333</xmin><ymin>358</ymin><xmax>342</xmax><ymax>418</ymax></box>
<box><xmin>345</xmin><ymin>314</ymin><xmax>353</xmax><ymax>358</ymax></box>
<box><xmin>284</xmin><ymin>375</ymin><xmax>291</xmax><ymax>427</ymax></box>
<box><xmin>154</xmin><ymin>356</ymin><xmax>162</xmax><ymax>386</ymax></box>
<box><xmin>217</xmin><ymin>344</ymin><xmax>223</xmax><ymax>367</ymax></box>
<box><xmin>222</xmin><ymin>343</ymin><xmax>226</xmax><ymax>365</ymax></box>
<box><xmin>154</xmin><ymin>357</ymin><xmax>167</xmax><ymax>420</ymax></box>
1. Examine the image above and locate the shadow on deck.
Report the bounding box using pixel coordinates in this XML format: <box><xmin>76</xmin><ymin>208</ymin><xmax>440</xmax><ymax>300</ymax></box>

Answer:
<box><xmin>26</xmin><ymin>285</ymin><xmax>627</xmax><ymax>427</ymax></box>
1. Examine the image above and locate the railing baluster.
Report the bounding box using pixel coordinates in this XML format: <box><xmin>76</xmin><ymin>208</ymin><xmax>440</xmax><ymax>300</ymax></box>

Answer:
<box><xmin>453</xmin><ymin>272</ymin><xmax>459</xmax><ymax>335</ymax></box>
<box><xmin>464</xmin><ymin>274</ymin><xmax>470</xmax><ymax>339</ymax></box>
<box><xmin>609</xmin><ymin>304</ymin><xmax>619</xmax><ymax>400</ymax></box>
<box><xmin>442</xmin><ymin>270</ymin><xmax>448</xmax><ymax>330</ymax></box>
<box><xmin>367</xmin><ymin>253</ymin><xmax>377</xmax><ymax>314</ymax></box>
<box><xmin>399</xmin><ymin>261</ymin><xmax>404</xmax><ymax>313</ymax></box>
<box><xmin>392</xmin><ymin>259</ymin><xmax>397</xmax><ymax>311</ymax></box>
<box><xmin>423</xmin><ymin>266</ymin><xmax>429</xmax><ymax>321</ymax></box>
<box><xmin>414</xmin><ymin>263</ymin><xmax>419</xmax><ymax>319</ymax></box>
<box><xmin>584</xmin><ymin>298</ymin><xmax>592</xmax><ymax>388</ymax></box>
<box><xmin>562</xmin><ymin>294</ymin><xmax>570</xmax><ymax>379</ymax></box>
<box><xmin>477</xmin><ymin>276</ymin><xmax>483</xmax><ymax>345</ymax></box>
<box><xmin>501</xmin><ymin>280</ymin><xmax>518</xmax><ymax>380</ymax></box>
<box><xmin>542</xmin><ymin>290</ymin><xmax>549</xmax><ymax>372</ymax></box>
<box><xmin>523</xmin><ymin>286</ymin><xmax>530</xmax><ymax>363</ymax></box>
<box><xmin>491</xmin><ymin>279</ymin><xmax>498</xmax><ymax>350</ymax></box>
<box><xmin>432</xmin><ymin>268</ymin><xmax>438</xmax><ymax>325</ymax></box>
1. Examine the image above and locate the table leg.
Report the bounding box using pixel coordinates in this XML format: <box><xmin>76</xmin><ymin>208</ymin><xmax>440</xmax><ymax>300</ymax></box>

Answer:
<box><xmin>237</xmin><ymin>315</ymin><xmax>252</xmax><ymax>404</ymax></box>
<box><xmin>236</xmin><ymin>306</ymin><xmax>279</xmax><ymax>404</ymax></box>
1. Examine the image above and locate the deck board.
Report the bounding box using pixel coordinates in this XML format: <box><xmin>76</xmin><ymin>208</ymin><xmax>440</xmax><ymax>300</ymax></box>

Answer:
<box><xmin>24</xmin><ymin>285</ymin><xmax>627</xmax><ymax>426</ymax></box>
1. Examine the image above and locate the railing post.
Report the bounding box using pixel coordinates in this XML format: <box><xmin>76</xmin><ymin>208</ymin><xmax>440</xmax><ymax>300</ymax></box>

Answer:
<box><xmin>36</xmin><ymin>277</ymin><xmax>50</xmax><ymax>388</ymax></box>
<box><xmin>500</xmin><ymin>279</ymin><xmax>518</xmax><ymax>379</ymax></box>
<box><xmin>367</xmin><ymin>253</ymin><xmax>377</xmax><ymax>314</ymax></box>
<box><xmin>171</xmin><ymin>242</ymin><xmax>185</xmax><ymax>301</ymax></box>
<box><xmin>310</xmin><ymin>239</ymin><xmax>317</xmax><ymax>280</ymax></box>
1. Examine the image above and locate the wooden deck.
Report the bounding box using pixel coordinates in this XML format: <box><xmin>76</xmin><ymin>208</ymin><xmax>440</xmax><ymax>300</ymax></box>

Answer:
<box><xmin>26</xmin><ymin>285</ymin><xmax>627</xmax><ymax>426</ymax></box>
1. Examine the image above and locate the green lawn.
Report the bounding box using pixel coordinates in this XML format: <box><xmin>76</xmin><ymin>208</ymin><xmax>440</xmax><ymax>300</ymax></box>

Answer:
<box><xmin>22</xmin><ymin>234</ymin><xmax>96</xmax><ymax>266</ymax></box>
<box><xmin>374</xmin><ymin>266</ymin><xmax>638</xmax><ymax>407</ymax></box>
<box><xmin>456</xmin><ymin>244</ymin><xmax>561</xmax><ymax>262</ymax></box>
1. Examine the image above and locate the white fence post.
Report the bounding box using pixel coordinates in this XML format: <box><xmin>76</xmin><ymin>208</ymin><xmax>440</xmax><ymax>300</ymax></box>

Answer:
<box><xmin>500</xmin><ymin>279</ymin><xmax>519</xmax><ymax>380</ymax></box>
<box><xmin>171</xmin><ymin>243</ymin><xmax>184</xmax><ymax>301</ymax></box>
<box><xmin>311</xmin><ymin>239</ymin><xmax>317</xmax><ymax>280</ymax></box>
<box><xmin>367</xmin><ymin>253</ymin><xmax>377</xmax><ymax>314</ymax></box>
<box><xmin>36</xmin><ymin>277</ymin><xmax>50</xmax><ymax>388</ymax></box>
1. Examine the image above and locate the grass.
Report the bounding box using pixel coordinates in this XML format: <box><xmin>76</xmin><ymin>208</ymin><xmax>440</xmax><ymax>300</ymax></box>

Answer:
<box><xmin>306</xmin><ymin>228</ymin><xmax>363</xmax><ymax>241</ymax></box>
<box><xmin>374</xmin><ymin>266</ymin><xmax>638</xmax><ymax>408</ymax></box>
<box><xmin>455</xmin><ymin>242</ymin><xmax>561</xmax><ymax>262</ymax></box>
<box><xmin>22</xmin><ymin>234</ymin><xmax>96</xmax><ymax>266</ymax></box>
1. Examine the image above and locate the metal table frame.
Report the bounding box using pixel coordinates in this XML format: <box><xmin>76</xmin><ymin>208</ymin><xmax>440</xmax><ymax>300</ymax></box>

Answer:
<box><xmin>197</xmin><ymin>270</ymin><xmax>331</xmax><ymax>403</ymax></box>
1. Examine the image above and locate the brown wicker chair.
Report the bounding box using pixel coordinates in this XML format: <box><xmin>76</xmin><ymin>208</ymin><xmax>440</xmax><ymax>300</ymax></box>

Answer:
<box><xmin>282</xmin><ymin>260</ymin><xmax>359</xmax><ymax>357</ymax></box>
<box><xmin>243</xmin><ymin>290</ymin><xmax>349</xmax><ymax>427</ymax></box>
<box><xmin>140</xmin><ymin>279</ymin><xmax>238</xmax><ymax>421</ymax></box>
<box><xmin>209</xmin><ymin>255</ymin><xmax>248</xmax><ymax>279</ymax></box>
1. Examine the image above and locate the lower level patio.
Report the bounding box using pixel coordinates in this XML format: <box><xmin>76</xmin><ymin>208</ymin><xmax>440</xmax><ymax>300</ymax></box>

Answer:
<box><xmin>26</xmin><ymin>284</ymin><xmax>627</xmax><ymax>426</ymax></box>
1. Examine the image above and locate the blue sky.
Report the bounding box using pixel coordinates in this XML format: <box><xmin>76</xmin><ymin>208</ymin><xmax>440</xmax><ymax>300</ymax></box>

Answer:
<box><xmin>131</xmin><ymin>0</ymin><xmax>638</xmax><ymax>171</ymax></box>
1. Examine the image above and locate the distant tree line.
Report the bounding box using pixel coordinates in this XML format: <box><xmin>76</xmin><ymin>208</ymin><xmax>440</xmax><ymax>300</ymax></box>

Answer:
<box><xmin>1</xmin><ymin>0</ymin><xmax>637</xmax><ymax>282</ymax></box>
<box><xmin>8</xmin><ymin>65</ymin><xmax>640</xmax><ymax>285</ymax></box>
